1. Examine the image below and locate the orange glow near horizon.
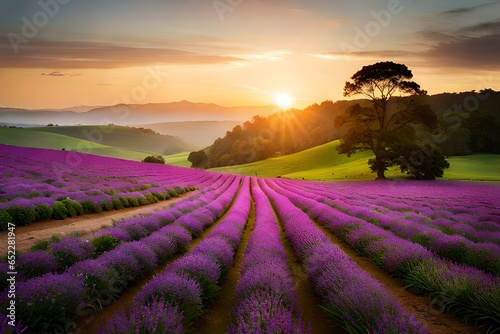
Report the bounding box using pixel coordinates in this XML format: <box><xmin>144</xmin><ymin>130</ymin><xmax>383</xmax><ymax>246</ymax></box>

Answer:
<box><xmin>275</xmin><ymin>93</ymin><xmax>294</xmax><ymax>110</ymax></box>
<box><xmin>1</xmin><ymin>2</ymin><xmax>499</xmax><ymax>111</ymax></box>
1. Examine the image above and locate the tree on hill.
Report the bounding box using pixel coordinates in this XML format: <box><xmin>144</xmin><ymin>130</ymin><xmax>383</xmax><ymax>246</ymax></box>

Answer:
<box><xmin>188</xmin><ymin>150</ymin><xmax>208</xmax><ymax>169</ymax></box>
<box><xmin>336</xmin><ymin>61</ymin><xmax>449</xmax><ymax>180</ymax></box>
<box><xmin>142</xmin><ymin>155</ymin><xmax>165</xmax><ymax>164</ymax></box>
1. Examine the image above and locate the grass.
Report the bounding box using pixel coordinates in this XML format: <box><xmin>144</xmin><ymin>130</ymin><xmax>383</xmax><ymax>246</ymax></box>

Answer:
<box><xmin>33</xmin><ymin>125</ymin><xmax>195</xmax><ymax>154</ymax></box>
<box><xmin>0</xmin><ymin>127</ymin><xmax>190</xmax><ymax>166</ymax></box>
<box><xmin>164</xmin><ymin>152</ymin><xmax>191</xmax><ymax>167</ymax></box>
<box><xmin>210</xmin><ymin>140</ymin><xmax>500</xmax><ymax>181</ymax></box>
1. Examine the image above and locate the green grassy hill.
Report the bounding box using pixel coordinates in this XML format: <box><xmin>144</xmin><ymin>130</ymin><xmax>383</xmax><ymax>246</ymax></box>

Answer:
<box><xmin>33</xmin><ymin>125</ymin><xmax>196</xmax><ymax>154</ymax></box>
<box><xmin>0</xmin><ymin>127</ymin><xmax>191</xmax><ymax>165</ymax></box>
<box><xmin>210</xmin><ymin>140</ymin><xmax>500</xmax><ymax>181</ymax></box>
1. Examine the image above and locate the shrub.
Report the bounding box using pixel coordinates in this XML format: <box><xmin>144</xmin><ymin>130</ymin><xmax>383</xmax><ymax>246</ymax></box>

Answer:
<box><xmin>0</xmin><ymin>210</ymin><xmax>13</xmax><ymax>231</ymax></box>
<box><xmin>34</xmin><ymin>203</ymin><xmax>53</xmax><ymax>221</ymax></box>
<box><xmin>49</xmin><ymin>237</ymin><xmax>95</xmax><ymax>269</ymax></box>
<box><xmin>167</xmin><ymin>188</ymin><xmax>178</xmax><ymax>197</ymax></box>
<box><xmin>101</xmin><ymin>199</ymin><xmax>114</xmax><ymax>211</ymax></box>
<box><xmin>30</xmin><ymin>240</ymin><xmax>51</xmax><ymax>252</ymax></box>
<box><xmin>135</xmin><ymin>272</ymin><xmax>203</xmax><ymax>325</ymax></box>
<box><xmin>142</xmin><ymin>155</ymin><xmax>165</xmax><ymax>164</ymax></box>
<box><xmin>17</xmin><ymin>251</ymin><xmax>59</xmax><ymax>279</ymax></box>
<box><xmin>52</xmin><ymin>201</ymin><xmax>68</xmax><ymax>220</ymax></box>
<box><xmin>152</xmin><ymin>192</ymin><xmax>166</xmax><ymax>201</ymax></box>
<box><xmin>144</xmin><ymin>193</ymin><xmax>159</xmax><ymax>204</ymax></box>
<box><xmin>90</xmin><ymin>235</ymin><xmax>121</xmax><ymax>256</ymax></box>
<box><xmin>98</xmin><ymin>298</ymin><xmax>184</xmax><ymax>334</ymax></box>
<box><xmin>137</xmin><ymin>196</ymin><xmax>149</xmax><ymax>206</ymax></box>
<box><xmin>6</xmin><ymin>205</ymin><xmax>36</xmax><ymax>226</ymax></box>
<box><xmin>68</xmin><ymin>259</ymin><xmax>121</xmax><ymax>302</ymax></box>
<box><xmin>118</xmin><ymin>197</ymin><xmax>131</xmax><ymax>208</ymax></box>
<box><xmin>128</xmin><ymin>197</ymin><xmax>140</xmax><ymax>207</ymax></box>
<box><xmin>83</xmin><ymin>199</ymin><xmax>102</xmax><ymax>213</ymax></box>
<box><xmin>14</xmin><ymin>273</ymin><xmax>85</xmax><ymax>332</ymax></box>
<box><xmin>111</xmin><ymin>198</ymin><xmax>124</xmax><ymax>210</ymax></box>
<box><xmin>61</xmin><ymin>198</ymin><xmax>83</xmax><ymax>217</ymax></box>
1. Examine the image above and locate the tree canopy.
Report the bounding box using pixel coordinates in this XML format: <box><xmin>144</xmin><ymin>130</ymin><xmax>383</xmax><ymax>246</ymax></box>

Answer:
<box><xmin>337</xmin><ymin>61</ymin><xmax>449</xmax><ymax>180</ymax></box>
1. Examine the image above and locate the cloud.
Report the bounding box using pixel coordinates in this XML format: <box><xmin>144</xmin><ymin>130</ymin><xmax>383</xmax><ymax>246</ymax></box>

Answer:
<box><xmin>423</xmin><ymin>33</ymin><xmax>500</xmax><ymax>69</ymax></box>
<box><xmin>41</xmin><ymin>71</ymin><xmax>80</xmax><ymax>77</ymax></box>
<box><xmin>325</xmin><ymin>30</ymin><xmax>500</xmax><ymax>70</ymax></box>
<box><xmin>0</xmin><ymin>39</ymin><xmax>247</xmax><ymax>69</ymax></box>
<box><xmin>440</xmin><ymin>2</ymin><xmax>499</xmax><ymax>16</ymax></box>
<box><xmin>457</xmin><ymin>19</ymin><xmax>500</xmax><ymax>36</ymax></box>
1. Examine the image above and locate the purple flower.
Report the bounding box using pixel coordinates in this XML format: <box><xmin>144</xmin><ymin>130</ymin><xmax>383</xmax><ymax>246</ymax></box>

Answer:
<box><xmin>67</xmin><ymin>259</ymin><xmax>120</xmax><ymax>301</ymax></box>
<box><xmin>160</xmin><ymin>225</ymin><xmax>192</xmax><ymax>249</ymax></box>
<box><xmin>17</xmin><ymin>250</ymin><xmax>59</xmax><ymax>279</ymax></box>
<box><xmin>135</xmin><ymin>272</ymin><xmax>203</xmax><ymax>323</ymax></box>
<box><xmin>98</xmin><ymin>298</ymin><xmax>184</xmax><ymax>334</ymax></box>
<box><xmin>114</xmin><ymin>241</ymin><xmax>159</xmax><ymax>273</ymax></box>
<box><xmin>229</xmin><ymin>290</ymin><xmax>310</xmax><ymax>334</ymax></box>
<box><xmin>191</xmin><ymin>236</ymin><xmax>235</xmax><ymax>270</ymax></box>
<box><xmin>167</xmin><ymin>253</ymin><xmax>221</xmax><ymax>301</ymax></box>
<box><xmin>49</xmin><ymin>236</ymin><xmax>95</xmax><ymax>268</ymax></box>
<box><xmin>141</xmin><ymin>234</ymin><xmax>177</xmax><ymax>260</ymax></box>
<box><xmin>15</xmin><ymin>272</ymin><xmax>85</xmax><ymax>330</ymax></box>
<box><xmin>100</xmin><ymin>248</ymin><xmax>142</xmax><ymax>283</ymax></box>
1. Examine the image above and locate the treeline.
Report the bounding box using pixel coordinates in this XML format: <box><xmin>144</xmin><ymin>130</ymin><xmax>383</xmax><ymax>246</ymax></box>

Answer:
<box><xmin>431</xmin><ymin>90</ymin><xmax>500</xmax><ymax>155</ymax></box>
<box><xmin>188</xmin><ymin>100</ymin><xmax>357</xmax><ymax>168</ymax></box>
<box><xmin>189</xmin><ymin>90</ymin><xmax>500</xmax><ymax>169</ymax></box>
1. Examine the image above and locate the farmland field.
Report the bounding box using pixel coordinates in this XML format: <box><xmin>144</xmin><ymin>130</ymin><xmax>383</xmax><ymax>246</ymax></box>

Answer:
<box><xmin>1</xmin><ymin>144</ymin><xmax>499</xmax><ymax>333</ymax></box>
<box><xmin>210</xmin><ymin>140</ymin><xmax>500</xmax><ymax>182</ymax></box>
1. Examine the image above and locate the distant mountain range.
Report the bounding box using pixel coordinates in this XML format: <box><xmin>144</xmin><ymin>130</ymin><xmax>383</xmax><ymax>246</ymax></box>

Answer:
<box><xmin>0</xmin><ymin>101</ymin><xmax>276</xmax><ymax>126</ymax></box>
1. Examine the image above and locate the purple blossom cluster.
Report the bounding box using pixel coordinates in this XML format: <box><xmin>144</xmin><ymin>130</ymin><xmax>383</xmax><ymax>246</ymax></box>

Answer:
<box><xmin>97</xmin><ymin>298</ymin><xmax>184</xmax><ymax>334</ymax></box>
<box><xmin>0</xmin><ymin>272</ymin><xmax>86</xmax><ymax>332</ymax></box>
<box><xmin>0</xmin><ymin>175</ymin><xmax>247</xmax><ymax>332</ymax></box>
<box><xmin>49</xmin><ymin>236</ymin><xmax>95</xmax><ymax>268</ymax></box>
<box><xmin>0</xmin><ymin>144</ymin><xmax>219</xmax><ymax>226</ymax></box>
<box><xmin>261</xmin><ymin>178</ymin><xmax>428</xmax><ymax>333</ymax></box>
<box><xmin>104</xmin><ymin>177</ymin><xmax>252</xmax><ymax>331</ymax></box>
<box><xmin>277</xmin><ymin>179</ymin><xmax>500</xmax><ymax>275</ymax></box>
<box><xmin>272</xmin><ymin>178</ymin><xmax>500</xmax><ymax>331</ymax></box>
<box><xmin>16</xmin><ymin>250</ymin><xmax>59</xmax><ymax>279</ymax></box>
<box><xmin>228</xmin><ymin>178</ymin><xmax>310</xmax><ymax>334</ymax></box>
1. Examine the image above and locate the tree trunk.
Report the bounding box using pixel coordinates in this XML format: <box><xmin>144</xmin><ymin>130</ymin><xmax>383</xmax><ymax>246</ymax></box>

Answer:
<box><xmin>376</xmin><ymin>167</ymin><xmax>387</xmax><ymax>180</ymax></box>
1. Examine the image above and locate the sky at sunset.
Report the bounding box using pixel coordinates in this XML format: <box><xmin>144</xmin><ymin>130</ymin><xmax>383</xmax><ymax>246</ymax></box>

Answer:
<box><xmin>1</xmin><ymin>0</ymin><xmax>499</xmax><ymax>110</ymax></box>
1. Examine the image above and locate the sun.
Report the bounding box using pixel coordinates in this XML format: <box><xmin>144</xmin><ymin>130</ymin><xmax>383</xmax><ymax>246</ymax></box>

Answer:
<box><xmin>275</xmin><ymin>93</ymin><xmax>293</xmax><ymax>110</ymax></box>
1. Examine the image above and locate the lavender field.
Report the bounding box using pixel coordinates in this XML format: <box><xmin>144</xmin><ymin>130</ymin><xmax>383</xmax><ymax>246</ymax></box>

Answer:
<box><xmin>1</xmin><ymin>145</ymin><xmax>500</xmax><ymax>333</ymax></box>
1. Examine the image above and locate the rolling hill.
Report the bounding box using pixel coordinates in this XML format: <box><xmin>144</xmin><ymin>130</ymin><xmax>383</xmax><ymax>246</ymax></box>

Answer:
<box><xmin>210</xmin><ymin>140</ymin><xmax>500</xmax><ymax>181</ymax></box>
<box><xmin>0</xmin><ymin>126</ymin><xmax>194</xmax><ymax>164</ymax></box>
<box><xmin>32</xmin><ymin>125</ymin><xmax>196</xmax><ymax>154</ymax></box>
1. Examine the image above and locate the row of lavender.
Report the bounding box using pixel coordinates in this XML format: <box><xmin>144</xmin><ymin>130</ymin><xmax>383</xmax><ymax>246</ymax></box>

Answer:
<box><xmin>272</xmin><ymin>179</ymin><xmax>500</xmax><ymax>332</ymax></box>
<box><xmin>280</xmin><ymin>179</ymin><xmax>500</xmax><ymax>275</ymax></box>
<box><xmin>260</xmin><ymin>179</ymin><xmax>428</xmax><ymax>333</ymax></box>
<box><xmin>0</xmin><ymin>174</ymin><xmax>244</xmax><ymax>332</ymax></box>
<box><xmin>101</xmin><ymin>177</ymin><xmax>430</xmax><ymax>334</ymax></box>
<box><xmin>228</xmin><ymin>178</ymin><xmax>310</xmax><ymax>333</ymax></box>
<box><xmin>0</xmin><ymin>144</ymin><xmax>213</xmax><ymax>228</ymax></box>
<box><xmin>0</xmin><ymin>174</ymin><xmax>233</xmax><ymax>283</ymax></box>
<box><xmin>99</xmin><ymin>177</ymin><xmax>252</xmax><ymax>333</ymax></box>
<box><xmin>297</xmin><ymin>180</ymin><xmax>500</xmax><ymax>244</ymax></box>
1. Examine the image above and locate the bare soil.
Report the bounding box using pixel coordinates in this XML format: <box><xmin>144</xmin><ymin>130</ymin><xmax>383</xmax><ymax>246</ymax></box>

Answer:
<box><xmin>0</xmin><ymin>194</ymin><xmax>190</xmax><ymax>255</ymax></box>
<box><xmin>76</xmin><ymin>183</ymin><xmax>243</xmax><ymax>333</ymax></box>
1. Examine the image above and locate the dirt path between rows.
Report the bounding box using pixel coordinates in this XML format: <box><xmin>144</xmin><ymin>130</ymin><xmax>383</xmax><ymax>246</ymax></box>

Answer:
<box><xmin>314</xmin><ymin>221</ymin><xmax>483</xmax><ymax>334</ymax></box>
<box><xmin>77</xmin><ymin>182</ymin><xmax>243</xmax><ymax>333</ymax></box>
<box><xmin>0</xmin><ymin>194</ymin><xmax>192</xmax><ymax>255</ymax></box>
<box><xmin>193</xmin><ymin>199</ymin><xmax>255</xmax><ymax>333</ymax></box>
